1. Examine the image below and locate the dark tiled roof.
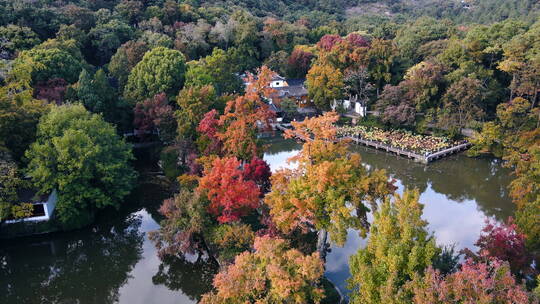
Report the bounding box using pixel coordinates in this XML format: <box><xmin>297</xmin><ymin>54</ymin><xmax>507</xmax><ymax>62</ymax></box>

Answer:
<box><xmin>275</xmin><ymin>85</ymin><xmax>308</xmax><ymax>98</ymax></box>
<box><xmin>273</xmin><ymin>78</ymin><xmax>308</xmax><ymax>98</ymax></box>
<box><xmin>17</xmin><ymin>188</ymin><xmax>48</xmax><ymax>203</ymax></box>
<box><xmin>298</xmin><ymin>107</ymin><xmax>317</xmax><ymax>114</ymax></box>
<box><xmin>286</xmin><ymin>78</ymin><xmax>306</xmax><ymax>86</ymax></box>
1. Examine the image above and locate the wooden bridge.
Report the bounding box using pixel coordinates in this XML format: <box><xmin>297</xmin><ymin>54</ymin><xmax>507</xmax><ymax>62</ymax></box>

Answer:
<box><xmin>273</xmin><ymin>124</ymin><xmax>471</xmax><ymax>164</ymax></box>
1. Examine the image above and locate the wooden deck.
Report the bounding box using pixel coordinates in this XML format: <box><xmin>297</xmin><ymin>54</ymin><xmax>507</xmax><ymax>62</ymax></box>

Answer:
<box><xmin>424</xmin><ymin>142</ymin><xmax>471</xmax><ymax>162</ymax></box>
<box><xmin>344</xmin><ymin>136</ymin><xmax>471</xmax><ymax>164</ymax></box>
<box><xmin>273</xmin><ymin>124</ymin><xmax>471</xmax><ymax>164</ymax></box>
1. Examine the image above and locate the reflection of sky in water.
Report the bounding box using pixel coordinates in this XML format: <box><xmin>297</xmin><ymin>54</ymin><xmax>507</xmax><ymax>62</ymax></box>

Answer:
<box><xmin>117</xmin><ymin>210</ymin><xmax>196</xmax><ymax>304</ymax></box>
<box><xmin>263</xmin><ymin>139</ymin><xmax>511</xmax><ymax>298</ymax></box>
<box><xmin>1</xmin><ymin>138</ymin><xmax>513</xmax><ymax>303</ymax></box>
<box><xmin>263</xmin><ymin>149</ymin><xmax>298</xmax><ymax>173</ymax></box>
<box><xmin>325</xmin><ymin>181</ymin><xmax>490</xmax><ymax>295</ymax></box>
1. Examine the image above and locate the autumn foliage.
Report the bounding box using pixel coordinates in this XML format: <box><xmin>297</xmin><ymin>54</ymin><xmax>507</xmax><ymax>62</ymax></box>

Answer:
<box><xmin>346</xmin><ymin>33</ymin><xmax>370</xmax><ymax>48</ymax></box>
<box><xmin>197</xmin><ymin>66</ymin><xmax>276</xmax><ymax>160</ymax></box>
<box><xmin>197</xmin><ymin>157</ymin><xmax>261</xmax><ymax>223</ymax></box>
<box><xmin>133</xmin><ymin>93</ymin><xmax>176</xmax><ymax>142</ymax></box>
<box><xmin>34</xmin><ymin>78</ymin><xmax>68</xmax><ymax>104</ymax></box>
<box><xmin>149</xmin><ymin>189</ymin><xmax>209</xmax><ymax>257</ymax></box>
<box><xmin>409</xmin><ymin>259</ymin><xmax>533</xmax><ymax>304</ymax></box>
<box><xmin>287</xmin><ymin>49</ymin><xmax>314</xmax><ymax>78</ymax></box>
<box><xmin>176</xmin><ymin>84</ymin><xmax>217</xmax><ymax>140</ymax></box>
<box><xmin>464</xmin><ymin>218</ymin><xmax>532</xmax><ymax>278</ymax></box>
<box><xmin>243</xmin><ymin>156</ymin><xmax>272</xmax><ymax>192</ymax></box>
<box><xmin>284</xmin><ymin>111</ymin><xmax>346</xmax><ymax>162</ymax></box>
<box><xmin>196</xmin><ymin>109</ymin><xmax>222</xmax><ymax>155</ymax></box>
<box><xmin>471</xmin><ymin>97</ymin><xmax>540</xmax><ymax>252</ymax></box>
<box><xmin>217</xmin><ymin>66</ymin><xmax>276</xmax><ymax>160</ymax></box>
<box><xmin>200</xmin><ymin>236</ymin><xmax>325</xmax><ymax>304</ymax></box>
<box><xmin>266</xmin><ymin>112</ymin><xmax>394</xmax><ymax>245</ymax></box>
<box><xmin>306</xmin><ymin>63</ymin><xmax>344</xmax><ymax>110</ymax></box>
<box><xmin>317</xmin><ymin>34</ymin><xmax>342</xmax><ymax>51</ymax></box>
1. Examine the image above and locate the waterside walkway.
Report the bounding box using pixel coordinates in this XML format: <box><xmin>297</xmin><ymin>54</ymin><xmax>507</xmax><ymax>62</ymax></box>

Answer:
<box><xmin>273</xmin><ymin>123</ymin><xmax>472</xmax><ymax>164</ymax></box>
<box><xmin>344</xmin><ymin>135</ymin><xmax>471</xmax><ymax>164</ymax></box>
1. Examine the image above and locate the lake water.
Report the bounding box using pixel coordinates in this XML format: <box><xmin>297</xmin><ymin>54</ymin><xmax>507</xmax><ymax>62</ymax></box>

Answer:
<box><xmin>0</xmin><ymin>137</ymin><xmax>515</xmax><ymax>303</ymax></box>
<box><xmin>263</xmin><ymin>136</ymin><xmax>514</xmax><ymax>296</ymax></box>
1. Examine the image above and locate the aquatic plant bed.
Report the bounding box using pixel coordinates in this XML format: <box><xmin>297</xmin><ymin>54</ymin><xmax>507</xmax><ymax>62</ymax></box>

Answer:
<box><xmin>337</xmin><ymin>126</ymin><xmax>471</xmax><ymax>163</ymax></box>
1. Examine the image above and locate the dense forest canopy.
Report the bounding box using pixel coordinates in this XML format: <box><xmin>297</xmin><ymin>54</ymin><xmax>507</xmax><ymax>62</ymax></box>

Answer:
<box><xmin>353</xmin><ymin>0</ymin><xmax>539</xmax><ymax>22</ymax></box>
<box><xmin>1</xmin><ymin>0</ymin><xmax>539</xmax><ymax>40</ymax></box>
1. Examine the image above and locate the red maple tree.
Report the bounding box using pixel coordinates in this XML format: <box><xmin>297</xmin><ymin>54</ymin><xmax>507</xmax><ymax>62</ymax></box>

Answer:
<box><xmin>133</xmin><ymin>93</ymin><xmax>175</xmax><ymax>141</ymax></box>
<box><xmin>471</xmin><ymin>218</ymin><xmax>533</xmax><ymax>277</ymax></box>
<box><xmin>197</xmin><ymin>109</ymin><xmax>222</xmax><ymax>155</ymax></box>
<box><xmin>317</xmin><ymin>34</ymin><xmax>343</xmax><ymax>51</ymax></box>
<box><xmin>287</xmin><ymin>49</ymin><xmax>314</xmax><ymax>78</ymax></box>
<box><xmin>346</xmin><ymin>33</ymin><xmax>370</xmax><ymax>48</ymax></box>
<box><xmin>198</xmin><ymin>157</ymin><xmax>261</xmax><ymax>223</ymax></box>
<box><xmin>243</xmin><ymin>156</ymin><xmax>272</xmax><ymax>192</ymax></box>
<box><xmin>34</xmin><ymin>78</ymin><xmax>68</xmax><ymax>104</ymax></box>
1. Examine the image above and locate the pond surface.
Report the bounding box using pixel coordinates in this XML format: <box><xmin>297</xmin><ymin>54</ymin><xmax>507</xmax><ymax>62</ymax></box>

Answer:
<box><xmin>0</xmin><ymin>137</ymin><xmax>515</xmax><ymax>303</ymax></box>
<box><xmin>263</xmin><ymin>136</ymin><xmax>515</xmax><ymax>296</ymax></box>
<box><xmin>0</xmin><ymin>176</ymin><xmax>215</xmax><ymax>304</ymax></box>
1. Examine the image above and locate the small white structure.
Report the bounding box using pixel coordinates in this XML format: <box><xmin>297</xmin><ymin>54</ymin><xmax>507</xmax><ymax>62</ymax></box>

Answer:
<box><xmin>270</xmin><ymin>75</ymin><xmax>287</xmax><ymax>88</ymax></box>
<box><xmin>333</xmin><ymin>98</ymin><xmax>367</xmax><ymax>117</ymax></box>
<box><xmin>5</xmin><ymin>190</ymin><xmax>58</xmax><ymax>224</ymax></box>
<box><xmin>332</xmin><ymin>99</ymin><xmax>349</xmax><ymax>111</ymax></box>
<box><xmin>354</xmin><ymin>102</ymin><xmax>367</xmax><ymax>117</ymax></box>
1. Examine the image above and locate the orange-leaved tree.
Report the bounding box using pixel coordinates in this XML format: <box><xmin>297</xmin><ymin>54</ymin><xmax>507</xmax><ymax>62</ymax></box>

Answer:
<box><xmin>216</xmin><ymin>66</ymin><xmax>276</xmax><ymax>160</ymax></box>
<box><xmin>266</xmin><ymin>112</ymin><xmax>395</xmax><ymax>249</ymax></box>
<box><xmin>200</xmin><ymin>236</ymin><xmax>325</xmax><ymax>304</ymax></box>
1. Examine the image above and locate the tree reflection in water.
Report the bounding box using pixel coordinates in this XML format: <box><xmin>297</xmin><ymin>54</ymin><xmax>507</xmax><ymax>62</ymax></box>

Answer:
<box><xmin>0</xmin><ymin>166</ymin><xmax>219</xmax><ymax>304</ymax></box>
<box><xmin>0</xmin><ymin>215</ymin><xmax>144</xmax><ymax>304</ymax></box>
<box><xmin>0</xmin><ymin>140</ymin><xmax>516</xmax><ymax>304</ymax></box>
<box><xmin>152</xmin><ymin>253</ymin><xmax>218</xmax><ymax>302</ymax></box>
<box><xmin>259</xmin><ymin>137</ymin><xmax>518</xmax><ymax>299</ymax></box>
<box><xmin>352</xmin><ymin>146</ymin><xmax>515</xmax><ymax>220</ymax></box>
<box><xmin>137</xmin><ymin>177</ymin><xmax>219</xmax><ymax>302</ymax></box>
<box><xmin>262</xmin><ymin>136</ymin><xmax>514</xmax><ymax>221</ymax></box>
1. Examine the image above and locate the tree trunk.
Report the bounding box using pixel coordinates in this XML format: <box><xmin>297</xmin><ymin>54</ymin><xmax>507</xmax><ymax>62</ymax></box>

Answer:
<box><xmin>317</xmin><ymin>229</ymin><xmax>328</xmax><ymax>261</ymax></box>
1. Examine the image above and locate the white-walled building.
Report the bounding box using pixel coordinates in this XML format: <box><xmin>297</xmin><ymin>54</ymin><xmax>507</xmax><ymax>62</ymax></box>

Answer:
<box><xmin>5</xmin><ymin>190</ymin><xmax>58</xmax><ymax>224</ymax></box>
